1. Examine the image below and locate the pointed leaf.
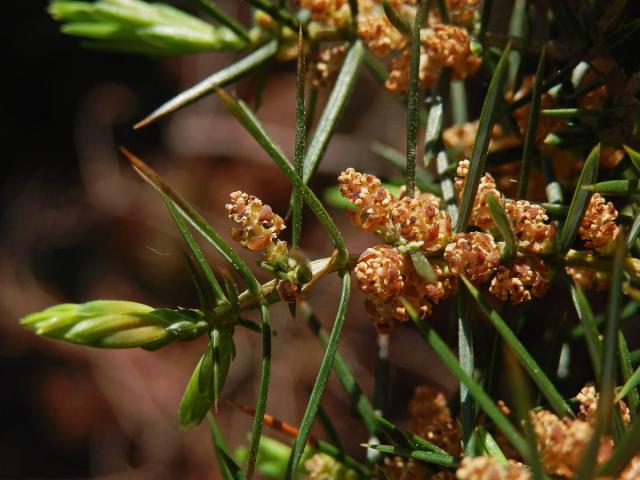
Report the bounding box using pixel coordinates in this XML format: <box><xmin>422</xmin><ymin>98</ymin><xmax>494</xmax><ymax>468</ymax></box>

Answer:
<box><xmin>487</xmin><ymin>195</ymin><xmax>517</xmax><ymax>260</ymax></box>
<box><xmin>134</xmin><ymin>40</ymin><xmax>277</xmax><ymax>128</ymax></box>
<box><xmin>474</xmin><ymin>426</ymin><xmax>508</xmax><ymax>464</ymax></box>
<box><xmin>504</xmin><ymin>350</ymin><xmax>546</xmax><ymax>480</ymax></box>
<box><xmin>517</xmin><ymin>47</ymin><xmax>545</xmax><ymax>199</ymax></box>
<box><xmin>301</xmin><ymin>302</ymin><xmax>378</xmax><ymax>437</ymax></box>
<box><xmin>363</xmin><ymin>444</ymin><xmax>458</xmax><ymax>467</ymax></box>
<box><xmin>458</xmin><ymin>289</ymin><xmax>475</xmax><ymax>453</ymax></box>
<box><xmin>568</xmin><ymin>279</ymin><xmax>603</xmax><ymax>382</ymax></box>
<box><xmin>208</xmin><ymin>414</ymin><xmax>243</xmax><ymax>480</ymax></box>
<box><xmin>291</xmin><ymin>27</ymin><xmax>306</xmax><ymax>249</ymax></box>
<box><xmin>461</xmin><ymin>277</ymin><xmax>574</xmax><ymax>418</ymax></box>
<box><xmin>616</xmin><ymin>332</ymin><xmax>640</xmax><ymax>419</ymax></box>
<box><xmin>192</xmin><ymin>0</ymin><xmax>250</xmax><ymax>41</ymax></box>
<box><xmin>180</xmin><ymin>353</ymin><xmax>214</xmax><ymax>428</ymax></box>
<box><xmin>576</xmin><ymin>234</ymin><xmax>625</xmax><ymax>479</ymax></box>
<box><xmin>285</xmin><ymin>274</ymin><xmax>351</xmax><ymax>479</ymax></box>
<box><xmin>410</xmin><ymin>252</ymin><xmax>437</xmax><ymax>282</ymax></box>
<box><xmin>584</xmin><ymin>179</ymin><xmax>640</xmax><ymax>195</ymax></box>
<box><xmin>303</xmin><ymin>41</ymin><xmax>364</xmax><ymax>183</ymax></box>
<box><xmin>159</xmin><ymin>186</ymin><xmax>228</xmax><ymax>306</ymax></box>
<box><xmin>557</xmin><ymin>144</ymin><xmax>600</xmax><ymax>253</ymax></box>
<box><xmin>456</xmin><ymin>44</ymin><xmax>511</xmax><ymax>232</ymax></box>
<box><xmin>405</xmin><ymin>300</ymin><xmax>529</xmax><ymax>458</ymax></box>
<box><xmin>382</xmin><ymin>0</ymin><xmax>411</xmax><ymax>34</ymax></box>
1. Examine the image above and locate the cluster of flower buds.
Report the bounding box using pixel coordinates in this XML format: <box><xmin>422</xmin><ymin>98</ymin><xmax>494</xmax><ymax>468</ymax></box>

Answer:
<box><xmin>489</xmin><ymin>257</ymin><xmax>552</xmax><ymax>305</ymax></box>
<box><xmin>578</xmin><ymin>193</ymin><xmax>620</xmax><ymax>255</ymax></box>
<box><xmin>296</xmin><ymin>0</ymin><xmax>482</xmax><ymax>93</ymax></box>
<box><xmin>529</xmin><ymin>385</ymin><xmax>638</xmax><ymax>478</ymax></box>
<box><xmin>226</xmin><ymin>192</ymin><xmax>312</xmax><ymax>302</ymax></box>
<box><xmin>341</xmin><ymin>165</ymin><xmax>622</xmax><ymax>329</ymax></box>
<box><xmin>339</xmin><ymin>168</ymin><xmax>452</xmax><ymax>253</ymax></box>
<box><xmin>564</xmin><ymin>193</ymin><xmax>621</xmax><ymax>290</ymax></box>
<box><xmin>356</xmin><ymin>245</ymin><xmax>455</xmax><ymax>332</ymax></box>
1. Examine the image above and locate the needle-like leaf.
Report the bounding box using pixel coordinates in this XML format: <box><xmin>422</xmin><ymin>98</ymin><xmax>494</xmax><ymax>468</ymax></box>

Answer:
<box><xmin>461</xmin><ymin>277</ymin><xmax>574</xmax><ymax>418</ymax></box>
<box><xmin>285</xmin><ymin>274</ymin><xmax>351</xmax><ymax>478</ymax></box>
<box><xmin>362</xmin><ymin>444</ymin><xmax>458</xmax><ymax>467</ymax></box>
<box><xmin>456</xmin><ymin>44</ymin><xmax>511</xmax><ymax>232</ymax></box>
<box><xmin>381</xmin><ymin>0</ymin><xmax>411</xmax><ymax>34</ymax></box>
<box><xmin>504</xmin><ymin>349</ymin><xmax>547</xmax><ymax>480</ymax></box>
<box><xmin>292</xmin><ymin>27</ymin><xmax>306</xmax><ymax>250</ymax></box>
<box><xmin>372</xmin><ymin>415</ymin><xmax>448</xmax><ymax>454</ymax></box>
<box><xmin>208</xmin><ymin>414</ymin><xmax>243</xmax><ymax>480</ymax></box>
<box><xmin>517</xmin><ymin>47</ymin><xmax>545</xmax><ymax>199</ymax></box>
<box><xmin>134</xmin><ymin>40</ymin><xmax>277</xmax><ymax>129</ymax></box>
<box><xmin>458</xmin><ymin>289</ymin><xmax>475</xmax><ymax>454</ymax></box>
<box><xmin>303</xmin><ymin>41</ymin><xmax>364</xmax><ymax>184</ymax></box>
<box><xmin>567</xmin><ymin>279</ymin><xmax>603</xmax><ymax>383</ymax></box>
<box><xmin>616</xmin><ymin>332</ymin><xmax>640</xmax><ymax>418</ymax></box>
<box><xmin>192</xmin><ymin>0</ymin><xmax>249</xmax><ymax>41</ymax></box>
<box><xmin>405</xmin><ymin>300</ymin><xmax>529</xmax><ymax>457</ymax></box>
<box><xmin>583</xmin><ymin>179</ymin><xmax>640</xmax><ymax>195</ymax></box>
<box><xmin>301</xmin><ymin>302</ymin><xmax>379</xmax><ymax>437</ymax></box>
<box><xmin>557</xmin><ymin>144</ymin><xmax>600</xmax><ymax>253</ymax></box>
<box><xmin>576</xmin><ymin>234</ymin><xmax>625</xmax><ymax>480</ymax></box>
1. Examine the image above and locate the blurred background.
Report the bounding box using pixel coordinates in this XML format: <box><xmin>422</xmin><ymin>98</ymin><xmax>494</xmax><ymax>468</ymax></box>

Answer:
<box><xmin>3</xmin><ymin>1</ymin><xmax>634</xmax><ymax>479</ymax></box>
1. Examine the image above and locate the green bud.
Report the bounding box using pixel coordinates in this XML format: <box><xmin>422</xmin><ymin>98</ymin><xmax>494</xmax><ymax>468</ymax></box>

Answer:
<box><xmin>21</xmin><ymin>300</ymin><xmax>207</xmax><ymax>349</ymax></box>
<box><xmin>48</xmin><ymin>0</ymin><xmax>247</xmax><ymax>55</ymax></box>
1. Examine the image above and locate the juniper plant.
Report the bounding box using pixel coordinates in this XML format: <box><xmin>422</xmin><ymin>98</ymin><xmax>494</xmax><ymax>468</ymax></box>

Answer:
<box><xmin>22</xmin><ymin>0</ymin><xmax>640</xmax><ymax>478</ymax></box>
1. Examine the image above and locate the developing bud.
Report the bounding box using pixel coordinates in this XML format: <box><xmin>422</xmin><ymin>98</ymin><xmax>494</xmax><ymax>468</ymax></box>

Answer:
<box><xmin>578</xmin><ymin>193</ymin><xmax>619</xmax><ymax>255</ymax></box>
<box><xmin>424</xmin><ymin>25</ymin><xmax>481</xmax><ymax>80</ymax></box>
<box><xmin>20</xmin><ymin>300</ymin><xmax>207</xmax><ymax>349</ymax></box>
<box><xmin>338</xmin><ymin>168</ymin><xmax>395</xmax><ymax>237</ymax></box>
<box><xmin>489</xmin><ymin>257</ymin><xmax>553</xmax><ymax>305</ymax></box>
<box><xmin>390</xmin><ymin>196</ymin><xmax>452</xmax><ymax>254</ymax></box>
<box><xmin>456</xmin><ymin>457</ymin><xmax>531</xmax><ymax>480</ymax></box>
<box><xmin>226</xmin><ymin>191</ymin><xmax>285</xmax><ymax>251</ymax></box>
<box><xmin>444</xmin><ymin>232</ymin><xmax>501</xmax><ymax>283</ymax></box>
<box><xmin>504</xmin><ymin>200</ymin><xmax>556</xmax><ymax>254</ymax></box>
